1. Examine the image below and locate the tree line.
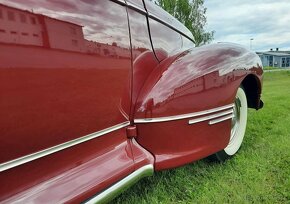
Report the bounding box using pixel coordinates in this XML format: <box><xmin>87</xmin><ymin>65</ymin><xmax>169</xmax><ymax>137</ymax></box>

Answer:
<box><xmin>150</xmin><ymin>0</ymin><xmax>214</xmax><ymax>46</ymax></box>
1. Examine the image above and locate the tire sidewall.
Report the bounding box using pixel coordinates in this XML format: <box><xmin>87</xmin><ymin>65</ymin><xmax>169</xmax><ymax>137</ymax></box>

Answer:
<box><xmin>224</xmin><ymin>87</ymin><xmax>248</xmax><ymax>156</ymax></box>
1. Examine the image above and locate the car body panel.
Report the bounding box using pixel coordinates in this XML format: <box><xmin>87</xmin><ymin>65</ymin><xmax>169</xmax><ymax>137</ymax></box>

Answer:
<box><xmin>0</xmin><ymin>0</ymin><xmax>263</xmax><ymax>202</ymax></box>
<box><xmin>0</xmin><ymin>0</ymin><xmax>132</xmax><ymax>162</ymax></box>
<box><xmin>134</xmin><ymin>43</ymin><xmax>263</xmax><ymax>170</ymax></box>
<box><xmin>135</xmin><ymin>43</ymin><xmax>262</xmax><ymax>119</ymax></box>
<box><xmin>125</xmin><ymin>5</ymin><xmax>160</xmax><ymax>120</ymax></box>
<box><xmin>1</xmin><ymin>131</ymin><xmax>133</xmax><ymax>203</ymax></box>
<box><xmin>0</xmin><ymin>0</ymin><xmax>152</xmax><ymax>202</ymax></box>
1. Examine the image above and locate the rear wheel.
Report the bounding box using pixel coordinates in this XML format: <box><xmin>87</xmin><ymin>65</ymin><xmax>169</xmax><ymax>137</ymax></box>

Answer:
<box><xmin>210</xmin><ymin>87</ymin><xmax>248</xmax><ymax>161</ymax></box>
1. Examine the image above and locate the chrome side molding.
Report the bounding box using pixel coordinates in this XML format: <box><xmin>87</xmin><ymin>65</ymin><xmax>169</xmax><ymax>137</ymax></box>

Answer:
<box><xmin>123</xmin><ymin>0</ymin><xmax>194</xmax><ymax>43</ymax></box>
<box><xmin>209</xmin><ymin>113</ymin><xmax>234</xmax><ymax>125</ymax></box>
<box><xmin>189</xmin><ymin>109</ymin><xmax>233</xmax><ymax>125</ymax></box>
<box><xmin>0</xmin><ymin>121</ymin><xmax>130</xmax><ymax>172</ymax></box>
<box><xmin>84</xmin><ymin>164</ymin><xmax>154</xmax><ymax>204</ymax></box>
<box><xmin>134</xmin><ymin>104</ymin><xmax>234</xmax><ymax>124</ymax></box>
<box><xmin>126</xmin><ymin>1</ymin><xmax>147</xmax><ymax>14</ymax></box>
<box><xmin>110</xmin><ymin>0</ymin><xmax>126</xmax><ymax>6</ymax></box>
<box><xmin>147</xmin><ymin>12</ymin><xmax>193</xmax><ymax>42</ymax></box>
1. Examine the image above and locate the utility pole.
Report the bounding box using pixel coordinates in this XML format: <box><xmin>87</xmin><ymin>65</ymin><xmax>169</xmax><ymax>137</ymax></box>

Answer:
<box><xmin>250</xmin><ymin>38</ymin><xmax>254</xmax><ymax>50</ymax></box>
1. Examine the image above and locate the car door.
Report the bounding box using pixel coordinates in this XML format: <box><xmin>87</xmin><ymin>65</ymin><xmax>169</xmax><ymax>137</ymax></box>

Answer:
<box><xmin>0</xmin><ymin>0</ymin><xmax>135</xmax><ymax>202</ymax></box>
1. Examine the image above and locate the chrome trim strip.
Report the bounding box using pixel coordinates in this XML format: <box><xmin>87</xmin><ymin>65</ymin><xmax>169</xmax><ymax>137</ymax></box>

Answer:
<box><xmin>188</xmin><ymin>109</ymin><xmax>233</xmax><ymax>125</ymax></box>
<box><xmin>126</xmin><ymin>2</ymin><xmax>147</xmax><ymax>14</ymax></box>
<box><xmin>134</xmin><ymin>104</ymin><xmax>234</xmax><ymax>123</ymax></box>
<box><xmin>110</xmin><ymin>0</ymin><xmax>127</xmax><ymax>6</ymax></box>
<box><xmin>85</xmin><ymin>164</ymin><xmax>154</xmax><ymax>204</ymax></box>
<box><xmin>209</xmin><ymin>113</ymin><xmax>234</xmax><ymax>125</ymax></box>
<box><xmin>148</xmin><ymin>12</ymin><xmax>194</xmax><ymax>43</ymax></box>
<box><xmin>124</xmin><ymin>0</ymin><xmax>194</xmax><ymax>43</ymax></box>
<box><xmin>0</xmin><ymin>121</ymin><xmax>130</xmax><ymax>172</ymax></box>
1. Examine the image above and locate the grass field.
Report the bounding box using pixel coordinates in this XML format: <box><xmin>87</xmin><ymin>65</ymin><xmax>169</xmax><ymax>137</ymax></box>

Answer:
<box><xmin>113</xmin><ymin>71</ymin><xmax>290</xmax><ymax>204</ymax></box>
<box><xmin>263</xmin><ymin>66</ymin><xmax>278</xmax><ymax>70</ymax></box>
<box><xmin>263</xmin><ymin>66</ymin><xmax>290</xmax><ymax>71</ymax></box>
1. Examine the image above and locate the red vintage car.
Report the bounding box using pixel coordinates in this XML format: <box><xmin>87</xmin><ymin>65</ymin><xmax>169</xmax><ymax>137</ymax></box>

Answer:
<box><xmin>0</xmin><ymin>0</ymin><xmax>263</xmax><ymax>203</ymax></box>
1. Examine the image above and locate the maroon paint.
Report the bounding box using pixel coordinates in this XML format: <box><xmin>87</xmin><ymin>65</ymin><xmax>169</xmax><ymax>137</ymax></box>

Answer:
<box><xmin>135</xmin><ymin>43</ymin><xmax>262</xmax><ymax>119</ymax></box>
<box><xmin>0</xmin><ymin>0</ymin><xmax>263</xmax><ymax>202</ymax></box>
<box><xmin>1</xmin><ymin>130</ymin><xmax>134</xmax><ymax>203</ymax></box>
<box><xmin>134</xmin><ymin>43</ymin><xmax>263</xmax><ymax>170</ymax></box>
<box><xmin>126</xmin><ymin>7</ymin><xmax>160</xmax><ymax>119</ymax></box>
<box><xmin>0</xmin><ymin>0</ymin><xmax>151</xmax><ymax>202</ymax></box>
<box><xmin>0</xmin><ymin>0</ymin><xmax>132</xmax><ymax>162</ymax></box>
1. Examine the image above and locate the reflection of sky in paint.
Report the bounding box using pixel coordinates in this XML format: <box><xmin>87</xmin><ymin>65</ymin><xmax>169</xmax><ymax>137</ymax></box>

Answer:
<box><xmin>127</xmin><ymin>9</ymin><xmax>152</xmax><ymax>50</ymax></box>
<box><xmin>138</xmin><ymin>43</ymin><xmax>261</xmax><ymax>111</ymax></box>
<box><xmin>149</xmin><ymin>18</ymin><xmax>182</xmax><ymax>58</ymax></box>
<box><xmin>2</xmin><ymin>0</ymin><xmax>130</xmax><ymax>48</ymax></box>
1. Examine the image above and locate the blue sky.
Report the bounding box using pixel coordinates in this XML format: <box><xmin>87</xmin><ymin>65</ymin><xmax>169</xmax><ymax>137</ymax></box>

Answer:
<box><xmin>204</xmin><ymin>0</ymin><xmax>290</xmax><ymax>51</ymax></box>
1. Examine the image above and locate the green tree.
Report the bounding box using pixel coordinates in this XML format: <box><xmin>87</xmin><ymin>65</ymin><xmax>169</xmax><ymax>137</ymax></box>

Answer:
<box><xmin>152</xmin><ymin>0</ymin><xmax>214</xmax><ymax>46</ymax></box>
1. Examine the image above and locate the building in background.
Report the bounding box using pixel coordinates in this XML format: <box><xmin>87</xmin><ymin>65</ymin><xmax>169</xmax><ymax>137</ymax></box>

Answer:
<box><xmin>257</xmin><ymin>48</ymin><xmax>290</xmax><ymax>68</ymax></box>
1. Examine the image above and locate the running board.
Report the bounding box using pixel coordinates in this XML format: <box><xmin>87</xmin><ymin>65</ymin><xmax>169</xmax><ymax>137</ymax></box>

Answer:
<box><xmin>84</xmin><ymin>164</ymin><xmax>154</xmax><ymax>204</ymax></box>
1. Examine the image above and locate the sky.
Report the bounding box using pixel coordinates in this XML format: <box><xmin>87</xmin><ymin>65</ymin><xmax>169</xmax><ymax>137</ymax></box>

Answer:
<box><xmin>204</xmin><ymin>0</ymin><xmax>290</xmax><ymax>51</ymax></box>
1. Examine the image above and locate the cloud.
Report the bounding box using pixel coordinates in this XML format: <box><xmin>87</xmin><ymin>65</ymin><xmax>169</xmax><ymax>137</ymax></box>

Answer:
<box><xmin>204</xmin><ymin>0</ymin><xmax>290</xmax><ymax>51</ymax></box>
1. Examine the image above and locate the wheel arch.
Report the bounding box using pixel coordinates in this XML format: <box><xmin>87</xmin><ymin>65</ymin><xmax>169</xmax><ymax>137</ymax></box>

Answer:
<box><xmin>241</xmin><ymin>74</ymin><xmax>263</xmax><ymax>110</ymax></box>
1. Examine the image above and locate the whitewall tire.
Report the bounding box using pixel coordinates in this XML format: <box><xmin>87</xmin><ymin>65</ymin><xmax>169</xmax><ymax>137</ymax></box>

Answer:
<box><xmin>210</xmin><ymin>86</ymin><xmax>248</xmax><ymax>161</ymax></box>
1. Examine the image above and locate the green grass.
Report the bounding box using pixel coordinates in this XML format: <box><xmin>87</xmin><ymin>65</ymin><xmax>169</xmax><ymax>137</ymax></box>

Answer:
<box><xmin>113</xmin><ymin>71</ymin><xmax>290</xmax><ymax>204</ymax></box>
<box><xmin>263</xmin><ymin>66</ymin><xmax>282</xmax><ymax>70</ymax></box>
<box><xmin>263</xmin><ymin>66</ymin><xmax>274</xmax><ymax>70</ymax></box>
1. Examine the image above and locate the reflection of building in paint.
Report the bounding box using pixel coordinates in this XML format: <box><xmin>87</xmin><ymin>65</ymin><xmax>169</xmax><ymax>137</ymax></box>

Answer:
<box><xmin>173</xmin><ymin>77</ymin><xmax>204</xmax><ymax>99</ymax></box>
<box><xmin>172</xmin><ymin>71</ymin><xmax>223</xmax><ymax>98</ymax></box>
<box><xmin>0</xmin><ymin>3</ymin><xmax>84</xmax><ymax>52</ymax></box>
<box><xmin>0</xmin><ymin>3</ymin><xmax>140</xmax><ymax>58</ymax></box>
<box><xmin>204</xmin><ymin>71</ymin><xmax>221</xmax><ymax>90</ymax></box>
<box><xmin>0</xmin><ymin>4</ymin><xmax>43</xmax><ymax>46</ymax></box>
<box><xmin>160</xmin><ymin>70</ymin><xmax>237</xmax><ymax>106</ymax></box>
<box><xmin>85</xmin><ymin>40</ymin><xmax>133</xmax><ymax>58</ymax></box>
<box><xmin>86</xmin><ymin>41</ymin><xmax>141</xmax><ymax>58</ymax></box>
<box><xmin>41</xmin><ymin>16</ymin><xmax>84</xmax><ymax>52</ymax></box>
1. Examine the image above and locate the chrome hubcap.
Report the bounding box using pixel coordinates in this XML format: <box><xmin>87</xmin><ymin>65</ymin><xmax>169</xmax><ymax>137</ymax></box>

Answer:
<box><xmin>230</xmin><ymin>96</ymin><xmax>241</xmax><ymax>143</ymax></box>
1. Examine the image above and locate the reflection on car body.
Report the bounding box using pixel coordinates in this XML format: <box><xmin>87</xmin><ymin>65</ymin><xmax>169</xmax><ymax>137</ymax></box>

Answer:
<box><xmin>0</xmin><ymin>0</ymin><xmax>263</xmax><ymax>203</ymax></box>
